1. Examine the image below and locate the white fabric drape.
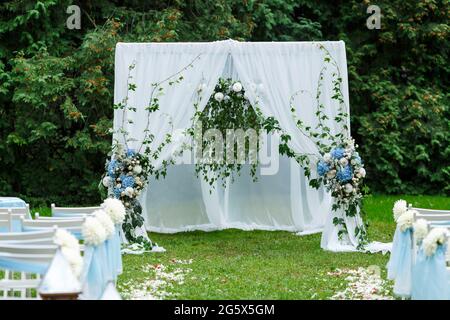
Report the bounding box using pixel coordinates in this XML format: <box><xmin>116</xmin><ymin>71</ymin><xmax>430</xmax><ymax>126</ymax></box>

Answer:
<box><xmin>113</xmin><ymin>40</ymin><xmax>384</xmax><ymax>252</ymax></box>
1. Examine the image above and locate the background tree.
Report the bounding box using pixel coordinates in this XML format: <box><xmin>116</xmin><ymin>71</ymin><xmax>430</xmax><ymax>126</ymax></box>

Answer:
<box><xmin>0</xmin><ymin>0</ymin><xmax>448</xmax><ymax>206</ymax></box>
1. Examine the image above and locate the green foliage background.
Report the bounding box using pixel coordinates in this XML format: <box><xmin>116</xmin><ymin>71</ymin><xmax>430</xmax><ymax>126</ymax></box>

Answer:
<box><xmin>0</xmin><ymin>0</ymin><xmax>448</xmax><ymax>206</ymax></box>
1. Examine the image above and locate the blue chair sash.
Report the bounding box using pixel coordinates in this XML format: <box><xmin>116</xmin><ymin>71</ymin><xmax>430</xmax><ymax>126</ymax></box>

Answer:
<box><xmin>411</xmin><ymin>244</ymin><xmax>450</xmax><ymax>300</ymax></box>
<box><xmin>105</xmin><ymin>226</ymin><xmax>122</xmax><ymax>281</ymax></box>
<box><xmin>387</xmin><ymin>227</ymin><xmax>413</xmax><ymax>297</ymax></box>
<box><xmin>0</xmin><ymin>256</ymin><xmax>49</xmax><ymax>274</ymax></box>
<box><xmin>81</xmin><ymin>244</ymin><xmax>109</xmax><ymax>300</ymax></box>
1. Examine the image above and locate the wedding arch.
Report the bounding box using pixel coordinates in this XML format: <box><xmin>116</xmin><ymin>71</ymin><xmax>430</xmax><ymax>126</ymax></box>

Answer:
<box><xmin>108</xmin><ymin>39</ymin><xmax>387</xmax><ymax>253</ymax></box>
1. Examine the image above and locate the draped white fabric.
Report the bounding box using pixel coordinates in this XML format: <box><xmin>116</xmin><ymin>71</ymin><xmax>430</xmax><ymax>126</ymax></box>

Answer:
<box><xmin>113</xmin><ymin>40</ymin><xmax>380</xmax><ymax>252</ymax></box>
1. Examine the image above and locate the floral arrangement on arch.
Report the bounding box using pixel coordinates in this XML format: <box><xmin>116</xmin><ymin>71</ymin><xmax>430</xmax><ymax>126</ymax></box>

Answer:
<box><xmin>272</xmin><ymin>44</ymin><xmax>372</xmax><ymax>249</ymax></box>
<box><xmin>99</xmin><ymin>56</ymin><xmax>201</xmax><ymax>247</ymax></box>
<box><xmin>189</xmin><ymin>77</ymin><xmax>265</xmax><ymax>188</ymax></box>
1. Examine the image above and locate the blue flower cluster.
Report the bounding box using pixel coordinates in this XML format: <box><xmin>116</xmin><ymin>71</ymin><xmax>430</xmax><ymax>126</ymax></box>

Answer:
<box><xmin>126</xmin><ymin>149</ymin><xmax>136</xmax><ymax>157</ymax></box>
<box><xmin>121</xmin><ymin>174</ymin><xmax>135</xmax><ymax>188</ymax></box>
<box><xmin>336</xmin><ymin>165</ymin><xmax>353</xmax><ymax>182</ymax></box>
<box><xmin>107</xmin><ymin>159</ymin><xmax>119</xmax><ymax>177</ymax></box>
<box><xmin>352</xmin><ymin>152</ymin><xmax>362</xmax><ymax>165</ymax></box>
<box><xmin>331</xmin><ymin>147</ymin><xmax>345</xmax><ymax>159</ymax></box>
<box><xmin>317</xmin><ymin>161</ymin><xmax>330</xmax><ymax>176</ymax></box>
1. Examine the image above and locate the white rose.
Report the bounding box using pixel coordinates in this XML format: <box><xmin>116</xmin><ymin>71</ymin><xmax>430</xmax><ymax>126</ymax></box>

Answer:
<box><xmin>61</xmin><ymin>247</ymin><xmax>83</xmax><ymax>278</ymax></box>
<box><xmin>423</xmin><ymin>227</ymin><xmax>448</xmax><ymax>256</ymax></box>
<box><xmin>214</xmin><ymin>92</ymin><xmax>224</xmax><ymax>102</ymax></box>
<box><xmin>232</xmin><ymin>82</ymin><xmax>242</xmax><ymax>92</ymax></box>
<box><xmin>133</xmin><ymin>165</ymin><xmax>142</xmax><ymax>174</ymax></box>
<box><xmin>102</xmin><ymin>176</ymin><xmax>111</xmax><ymax>187</ymax></box>
<box><xmin>94</xmin><ymin>210</ymin><xmax>115</xmax><ymax>239</ymax></box>
<box><xmin>397</xmin><ymin>210</ymin><xmax>414</xmax><ymax>232</ymax></box>
<box><xmin>323</xmin><ymin>153</ymin><xmax>332</xmax><ymax>162</ymax></box>
<box><xmin>358</xmin><ymin>167</ymin><xmax>366</xmax><ymax>178</ymax></box>
<box><xmin>413</xmin><ymin>219</ymin><xmax>428</xmax><ymax>243</ymax></box>
<box><xmin>102</xmin><ymin>198</ymin><xmax>126</xmax><ymax>224</ymax></box>
<box><xmin>54</xmin><ymin>229</ymin><xmax>80</xmax><ymax>251</ymax></box>
<box><xmin>393</xmin><ymin>199</ymin><xmax>408</xmax><ymax>221</ymax></box>
<box><xmin>125</xmin><ymin>187</ymin><xmax>134</xmax><ymax>197</ymax></box>
<box><xmin>339</xmin><ymin>158</ymin><xmax>348</xmax><ymax>166</ymax></box>
<box><xmin>344</xmin><ymin>183</ymin><xmax>353</xmax><ymax>194</ymax></box>
<box><xmin>82</xmin><ymin>216</ymin><xmax>107</xmax><ymax>246</ymax></box>
<box><xmin>326</xmin><ymin>169</ymin><xmax>336</xmax><ymax>179</ymax></box>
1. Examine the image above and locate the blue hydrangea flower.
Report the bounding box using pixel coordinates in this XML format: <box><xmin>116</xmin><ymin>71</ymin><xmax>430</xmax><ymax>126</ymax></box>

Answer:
<box><xmin>113</xmin><ymin>187</ymin><xmax>123</xmax><ymax>198</ymax></box>
<box><xmin>352</xmin><ymin>152</ymin><xmax>363</xmax><ymax>165</ymax></box>
<box><xmin>107</xmin><ymin>160</ymin><xmax>118</xmax><ymax>177</ymax></box>
<box><xmin>121</xmin><ymin>175</ymin><xmax>135</xmax><ymax>188</ymax></box>
<box><xmin>317</xmin><ymin>161</ymin><xmax>330</xmax><ymax>176</ymax></box>
<box><xmin>331</xmin><ymin>147</ymin><xmax>345</xmax><ymax>159</ymax></box>
<box><xmin>336</xmin><ymin>165</ymin><xmax>353</xmax><ymax>183</ymax></box>
<box><xmin>126</xmin><ymin>149</ymin><xmax>136</xmax><ymax>157</ymax></box>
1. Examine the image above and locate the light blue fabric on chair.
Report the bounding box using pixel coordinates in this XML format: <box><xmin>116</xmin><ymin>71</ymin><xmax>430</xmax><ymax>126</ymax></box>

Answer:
<box><xmin>0</xmin><ymin>197</ymin><xmax>26</xmax><ymax>208</ymax></box>
<box><xmin>21</xmin><ymin>226</ymin><xmax>83</xmax><ymax>240</ymax></box>
<box><xmin>0</xmin><ymin>256</ymin><xmax>49</xmax><ymax>274</ymax></box>
<box><xmin>105</xmin><ymin>226</ymin><xmax>122</xmax><ymax>281</ymax></box>
<box><xmin>411</xmin><ymin>244</ymin><xmax>450</xmax><ymax>300</ymax></box>
<box><xmin>52</xmin><ymin>212</ymin><xmax>86</xmax><ymax>218</ymax></box>
<box><xmin>387</xmin><ymin>227</ymin><xmax>413</xmax><ymax>297</ymax></box>
<box><xmin>81</xmin><ymin>243</ymin><xmax>109</xmax><ymax>300</ymax></box>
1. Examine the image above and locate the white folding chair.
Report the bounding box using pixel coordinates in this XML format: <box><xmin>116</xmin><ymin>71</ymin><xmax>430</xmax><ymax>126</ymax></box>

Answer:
<box><xmin>35</xmin><ymin>212</ymin><xmax>88</xmax><ymax>220</ymax></box>
<box><xmin>20</xmin><ymin>217</ymin><xmax>85</xmax><ymax>240</ymax></box>
<box><xmin>3</xmin><ymin>204</ymin><xmax>31</xmax><ymax>219</ymax></box>
<box><xmin>413</xmin><ymin>208</ymin><xmax>450</xmax><ymax>215</ymax></box>
<box><xmin>51</xmin><ymin>203</ymin><xmax>100</xmax><ymax>218</ymax></box>
<box><xmin>0</xmin><ymin>229</ymin><xmax>56</xmax><ymax>245</ymax></box>
<box><xmin>0</xmin><ymin>243</ymin><xmax>57</xmax><ymax>299</ymax></box>
<box><xmin>0</xmin><ymin>210</ymin><xmax>26</xmax><ymax>232</ymax></box>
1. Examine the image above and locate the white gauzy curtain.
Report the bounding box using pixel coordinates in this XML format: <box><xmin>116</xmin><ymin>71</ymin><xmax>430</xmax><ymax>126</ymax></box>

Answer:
<box><xmin>113</xmin><ymin>40</ymin><xmax>388</xmax><ymax>252</ymax></box>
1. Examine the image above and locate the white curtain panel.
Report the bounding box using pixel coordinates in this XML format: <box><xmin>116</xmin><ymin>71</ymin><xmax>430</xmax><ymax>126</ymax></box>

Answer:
<box><xmin>113</xmin><ymin>40</ymin><xmax>385</xmax><ymax>252</ymax></box>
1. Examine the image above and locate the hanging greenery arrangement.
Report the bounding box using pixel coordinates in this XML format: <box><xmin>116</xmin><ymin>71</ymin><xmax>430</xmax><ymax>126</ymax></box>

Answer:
<box><xmin>188</xmin><ymin>77</ymin><xmax>266</xmax><ymax>188</ymax></box>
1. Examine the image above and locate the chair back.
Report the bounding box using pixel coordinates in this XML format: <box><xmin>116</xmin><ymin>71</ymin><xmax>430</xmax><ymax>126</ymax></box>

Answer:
<box><xmin>51</xmin><ymin>204</ymin><xmax>100</xmax><ymax>217</ymax></box>
<box><xmin>0</xmin><ymin>210</ymin><xmax>26</xmax><ymax>232</ymax></box>
<box><xmin>3</xmin><ymin>204</ymin><xmax>31</xmax><ymax>219</ymax></box>
<box><xmin>0</xmin><ymin>229</ymin><xmax>56</xmax><ymax>246</ymax></box>
<box><xmin>413</xmin><ymin>207</ymin><xmax>450</xmax><ymax>215</ymax></box>
<box><xmin>21</xmin><ymin>217</ymin><xmax>85</xmax><ymax>229</ymax></box>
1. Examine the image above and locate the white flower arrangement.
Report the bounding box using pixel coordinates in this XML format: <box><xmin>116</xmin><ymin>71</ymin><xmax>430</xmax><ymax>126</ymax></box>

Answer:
<box><xmin>61</xmin><ymin>246</ymin><xmax>83</xmax><ymax>278</ymax></box>
<box><xmin>53</xmin><ymin>229</ymin><xmax>82</xmax><ymax>278</ymax></box>
<box><xmin>93</xmin><ymin>209</ymin><xmax>115</xmax><ymax>239</ymax></box>
<box><xmin>413</xmin><ymin>218</ymin><xmax>429</xmax><ymax>243</ymax></box>
<box><xmin>102</xmin><ymin>176</ymin><xmax>111</xmax><ymax>187</ymax></box>
<box><xmin>82</xmin><ymin>216</ymin><xmax>107</xmax><ymax>246</ymax></box>
<box><xmin>214</xmin><ymin>92</ymin><xmax>224</xmax><ymax>102</ymax></box>
<box><xmin>102</xmin><ymin>197</ymin><xmax>126</xmax><ymax>225</ymax></box>
<box><xmin>54</xmin><ymin>229</ymin><xmax>79</xmax><ymax>251</ymax></box>
<box><xmin>232</xmin><ymin>82</ymin><xmax>242</xmax><ymax>92</ymax></box>
<box><xmin>393</xmin><ymin>199</ymin><xmax>408</xmax><ymax>222</ymax></box>
<box><xmin>396</xmin><ymin>210</ymin><xmax>414</xmax><ymax>232</ymax></box>
<box><xmin>423</xmin><ymin>227</ymin><xmax>448</xmax><ymax>256</ymax></box>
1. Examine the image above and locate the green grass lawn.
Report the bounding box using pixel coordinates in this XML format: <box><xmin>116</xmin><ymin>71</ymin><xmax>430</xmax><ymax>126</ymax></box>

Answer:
<box><xmin>114</xmin><ymin>195</ymin><xmax>449</xmax><ymax>299</ymax></box>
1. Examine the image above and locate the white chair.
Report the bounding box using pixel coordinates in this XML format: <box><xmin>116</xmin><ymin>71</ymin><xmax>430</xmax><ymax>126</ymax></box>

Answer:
<box><xmin>0</xmin><ymin>243</ymin><xmax>57</xmax><ymax>299</ymax></box>
<box><xmin>35</xmin><ymin>212</ymin><xmax>88</xmax><ymax>220</ymax></box>
<box><xmin>0</xmin><ymin>210</ymin><xmax>26</xmax><ymax>232</ymax></box>
<box><xmin>0</xmin><ymin>216</ymin><xmax>10</xmax><ymax>232</ymax></box>
<box><xmin>20</xmin><ymin>217</ymin><xmax>85</xmax><ymax>240</ymax></box>
<box><xmin>51</xmin><ymin>204</ymin><xmax>100</xmax><ymax>218</ymax></box>
<box><xmin>0</xmin><ymin>229</ymin><xmax>56</xmax><ymax>245</ymax></box>
<box><xmin>2</xmin><ymin>204</ymin><xmax>31</xmax><ymax>219</ymax></box>
<box><xmin>413</xmin><ymin>207</ymin><xmax>450</xmax><ymax>215</ymax></box>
